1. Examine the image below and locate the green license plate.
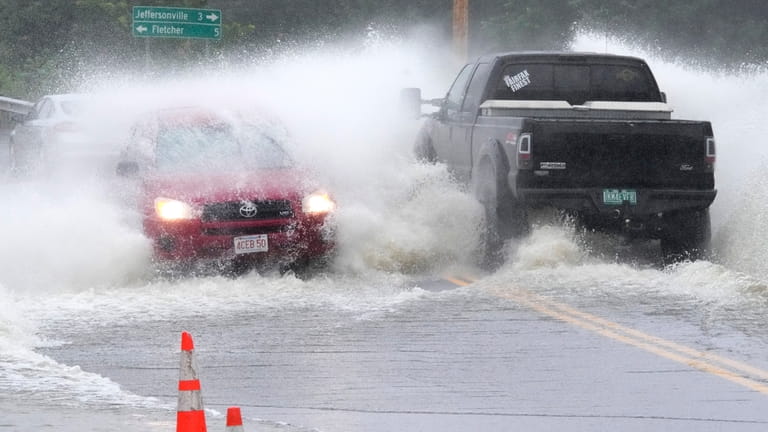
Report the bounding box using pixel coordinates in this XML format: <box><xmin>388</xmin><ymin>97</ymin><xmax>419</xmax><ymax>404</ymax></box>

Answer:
<box><xmin>602</xmin><ymin>189</ymin><xmax>637</xmax><ymax>205</ymax></box>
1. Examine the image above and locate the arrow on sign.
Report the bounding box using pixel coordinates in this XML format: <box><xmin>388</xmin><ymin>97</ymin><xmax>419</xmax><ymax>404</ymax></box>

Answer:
<box><xmin>206</xmin><ymin>13</ymin><xmax>219</xmax><ymax>22</ymax></box>
<box><xmin>136</xmin><ymin>25</ymin><xmax>148</xmax><ymax>33</ymax></box>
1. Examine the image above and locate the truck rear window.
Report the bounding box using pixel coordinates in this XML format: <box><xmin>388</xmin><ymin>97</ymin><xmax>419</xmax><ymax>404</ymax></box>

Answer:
<box><xmin>491</xmin><ymin>63</ymin><xmax>660</xmax><ymax>105</ymax></box>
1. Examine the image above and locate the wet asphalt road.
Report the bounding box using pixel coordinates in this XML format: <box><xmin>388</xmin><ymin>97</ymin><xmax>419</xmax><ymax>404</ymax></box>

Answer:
<box><xmin>23</xmin><ymin>272</ymin><xmax>768</xmax><ymax>432</ymax></box>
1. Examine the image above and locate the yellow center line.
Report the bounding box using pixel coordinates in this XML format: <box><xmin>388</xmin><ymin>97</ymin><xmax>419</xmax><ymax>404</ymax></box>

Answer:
<box><xmin>538</xmin><ymin>295</ymin><xmax>768</xmax><ymax>382</ymax></box>
<box><xmin>445</xmin><ymin>275</ymin><xmax>768</xmax><ymax>395</ymax></box>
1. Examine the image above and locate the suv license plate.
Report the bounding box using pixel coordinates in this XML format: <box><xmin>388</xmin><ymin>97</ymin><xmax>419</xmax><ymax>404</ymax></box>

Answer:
<box><xmin>602</xmin><ymin>189</ymin><xmax>637</xmax><ymax>205</ymax></box>
<box><xmin>234</xmin><ymin>235</ymin><xmax>268</xmax><ymax>254</ymax></box>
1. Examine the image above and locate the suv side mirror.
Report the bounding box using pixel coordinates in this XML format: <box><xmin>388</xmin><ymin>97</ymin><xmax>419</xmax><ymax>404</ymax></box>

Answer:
<box><xmin>116</xmin><ymin>161</ymin><xmax>139</xmax><ymax>177</ymax></box>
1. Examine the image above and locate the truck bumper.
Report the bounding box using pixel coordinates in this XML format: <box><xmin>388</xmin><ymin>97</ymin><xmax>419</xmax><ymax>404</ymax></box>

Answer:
<box><xmin>517</xmin><ymin>187</ymin><xmax>716</xmax><ymax>238</ymax></box>
<box><xmin>518</xmin><ymin>188</ymin><xmax>716</xmax><ymax>215</ymax></box>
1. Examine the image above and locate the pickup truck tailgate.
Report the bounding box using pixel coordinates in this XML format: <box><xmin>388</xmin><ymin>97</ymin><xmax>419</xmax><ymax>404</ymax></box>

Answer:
<box><xmin>524</xmin><ymin>119</ymin><xmax>715</xmax><ymax>190</ymax></box>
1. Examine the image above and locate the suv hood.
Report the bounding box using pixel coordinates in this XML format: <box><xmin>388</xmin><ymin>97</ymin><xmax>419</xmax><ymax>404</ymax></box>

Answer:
<box><xmin>142</xmin><ymin>168</ymin><xmax>316</xmax><ymax>205</ymax></box>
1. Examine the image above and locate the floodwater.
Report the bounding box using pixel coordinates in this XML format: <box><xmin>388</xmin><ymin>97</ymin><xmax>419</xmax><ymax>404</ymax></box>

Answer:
<box><xmin>2</xmin><ymin>34</ymin><xmax>768</xmax><ymax>431</ymax></box>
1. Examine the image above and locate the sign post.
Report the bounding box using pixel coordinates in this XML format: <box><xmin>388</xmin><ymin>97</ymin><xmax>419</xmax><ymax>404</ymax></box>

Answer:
<box><xmin>132</xmin><ymin>6</ymin><xmax>222</xmax><ymax>40</ymax></box>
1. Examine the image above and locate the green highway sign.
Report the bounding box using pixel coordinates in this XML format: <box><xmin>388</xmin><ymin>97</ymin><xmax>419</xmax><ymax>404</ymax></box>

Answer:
<box><xmin>132</xmin><ymin>6</ymin><xmax>221</xmax><ymax>40</ymax></box>
<box><xmin>133</xmin><ymin>22</ymin><xmax>221</xmax><ymax>39</ymax></box>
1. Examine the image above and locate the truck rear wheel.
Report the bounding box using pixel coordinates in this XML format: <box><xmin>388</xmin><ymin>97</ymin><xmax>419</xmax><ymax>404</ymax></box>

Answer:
<box><xmin>660</xmin><ymin>209</ymin><xmax>711</xmax><ymax>264</ymax></box>
<box><xmin>472</xmin><ymin>159</ymin><xmax>529</xmax><ymax>269</ymax></box>
<box><xmin>473</xmin><ymin>165</ymin><xmax>504</xmax><ymax>269</ymax></box>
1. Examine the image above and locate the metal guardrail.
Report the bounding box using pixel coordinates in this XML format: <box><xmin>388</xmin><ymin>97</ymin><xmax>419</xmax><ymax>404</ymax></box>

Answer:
<box><xmin>0</xmin><ymin>96</ymin><xmax>32</xmax><ymax>115</ymax></box>
<box><xmin>0</xmin><ymin>96</ymin><xmax>32</xmax><ymax>130</ymax></box>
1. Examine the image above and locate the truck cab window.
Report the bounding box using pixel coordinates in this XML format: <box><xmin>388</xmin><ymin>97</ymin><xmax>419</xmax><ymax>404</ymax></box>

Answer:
<box><xmin>492</xmin><ymin>62</ymin><xmax>660</xmax><ymax>105</ymax></box>
<box><xmin>461</xmin><ymin>63</ymin><xmax>491</xmax><ymax>113</ymax></box>
<box><xmin>444</xmin><ymin>64</ymin><xmax>474</xmax><ymax>116</ymax></box>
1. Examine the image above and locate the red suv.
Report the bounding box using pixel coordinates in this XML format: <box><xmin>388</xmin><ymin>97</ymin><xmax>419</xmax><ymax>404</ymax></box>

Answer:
<box><xmin>117</xmin><ymin>107</ymin><xmax>335</xmax><ymax>275</ymax></box>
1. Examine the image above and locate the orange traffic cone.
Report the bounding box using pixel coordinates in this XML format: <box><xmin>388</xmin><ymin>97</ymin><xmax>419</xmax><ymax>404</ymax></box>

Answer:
<box><xmin>177</xmin><ymin>331</ymin><xmax>207</xmax><ymax>432</ymax></box>
<box><xmin>225</xmin><ymin>407</ymin><xmax>245</xmax><ymax>432</ymax></box>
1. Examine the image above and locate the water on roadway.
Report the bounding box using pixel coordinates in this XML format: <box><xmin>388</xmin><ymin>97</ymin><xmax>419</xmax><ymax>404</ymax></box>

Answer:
<box><xmin>2</xmin><ymin>35</ymin><xmax>768</xmax><ymax>431</ymax></box>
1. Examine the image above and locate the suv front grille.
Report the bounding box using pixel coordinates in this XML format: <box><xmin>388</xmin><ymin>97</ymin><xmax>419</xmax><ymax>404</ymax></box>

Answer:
<box><xmin>201</xmin><ymin>199</ymin><xmax>294</xmax><ymax>222</ymax></box>
<box><xmin>202</xmin><ymin>225</ymin><xmax>291</xmax><ymax>236</ymax></box>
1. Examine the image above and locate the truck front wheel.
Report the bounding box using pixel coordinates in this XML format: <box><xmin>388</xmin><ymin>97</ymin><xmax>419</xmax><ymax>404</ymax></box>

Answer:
<box><xmin>414</xmin><ymin>137</ymin><xmax>436</xmax><ymax>163</ymax></box>
<box><xmin>660</xmin><ymin>209</ymin><xmax>711</xmax><ymax>264</ymax></box>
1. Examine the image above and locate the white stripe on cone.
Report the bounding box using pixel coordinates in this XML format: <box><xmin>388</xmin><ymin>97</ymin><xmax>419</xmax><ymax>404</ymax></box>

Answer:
<box><xmin>177</xmin><ymin>331</ymin><xmax>207</xmax><ymax>432</ymax></box>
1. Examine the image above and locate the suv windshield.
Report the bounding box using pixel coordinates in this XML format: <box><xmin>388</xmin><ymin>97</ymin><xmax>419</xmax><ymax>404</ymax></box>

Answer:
<box><xmin>60</xmin><ymin>100</ymin><xmax>86</xmax><ymax>117</ymax></box>
<box><xmin>155</xmin><ymin>122</ymin><xmax>292</xmax><ymax>172</ymax></box>
<box><xmin>491</xmin><ymin>62</ymin><xmax>660</xmax><ymax>105</ymax></box>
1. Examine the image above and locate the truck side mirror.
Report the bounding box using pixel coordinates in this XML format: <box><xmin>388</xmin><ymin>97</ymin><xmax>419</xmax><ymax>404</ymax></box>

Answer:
<box><xmin>660</xmin><ymin>92</ymin><xmax>667</xmax><ymax>103</ymax></box>
<box><xmin>400</xmin><ymin>88</ymin><xmax>422</xmax><ymax>119</ymax></box>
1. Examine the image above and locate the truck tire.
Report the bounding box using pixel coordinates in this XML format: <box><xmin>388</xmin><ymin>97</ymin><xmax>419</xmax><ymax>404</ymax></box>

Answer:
<box><xmin>498</xmin><ymin>196</ymin><xmax>530</xmax><ymax>239</ymax></box>
<box><xmin>472</xmin><ymin>161</ymin><xmax>505</xmax><ymax>269</ymax></box>
<box><xmin>414</xmin><ymin>136</ymin><xmax>436</xmax><ymax>163</ymax></box>
<box><xmin>472</xmin><ymin>146</ymin><xmax>531</xmax><ymax>270</ymax></box>
<box><xmin>660</xmin><ymin>209</ymin><xmax>711</xmax><ymax>264</ymax></box>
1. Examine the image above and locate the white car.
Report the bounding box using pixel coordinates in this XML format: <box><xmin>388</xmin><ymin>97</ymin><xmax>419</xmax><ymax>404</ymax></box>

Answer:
<box><xmin>9</xmin><ymin>93</ymin><xmax>108</xmax><ymax>175</ymax></box>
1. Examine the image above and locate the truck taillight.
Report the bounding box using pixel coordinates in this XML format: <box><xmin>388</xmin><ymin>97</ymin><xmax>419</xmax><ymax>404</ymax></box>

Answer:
<box><xmin>517</xmin><ymin>133</ymin><xmax>532</xmax><ymax>169</ymax></box>
<box><xmin>705</xmin><ymin>137</ymin><xmax>716</xmax><ymax>165</ymax></box>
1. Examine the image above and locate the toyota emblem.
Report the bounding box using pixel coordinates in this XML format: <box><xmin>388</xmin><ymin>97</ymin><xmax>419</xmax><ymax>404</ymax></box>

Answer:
<box><xmin>239</xmin><ymin>201</ymin><xmax>258</xmax><ymax>218</ymax></box>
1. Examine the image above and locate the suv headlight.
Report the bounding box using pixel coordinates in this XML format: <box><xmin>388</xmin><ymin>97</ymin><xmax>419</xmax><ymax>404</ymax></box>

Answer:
<box><xmin>154</xmin><ymin>197</ymin><xmax>196</xmax><ymax>220</ymax></box>
<box><xmin>302</xmin><ymin>191</ymin><xmax>335</xmax><ymax>215</ymax></box>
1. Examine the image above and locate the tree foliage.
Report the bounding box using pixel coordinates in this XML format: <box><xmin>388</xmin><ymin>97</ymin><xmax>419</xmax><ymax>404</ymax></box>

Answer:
<box><xmin>573</xmin><ymin>0</ymin><xmax>768</xmax><ymax>66</ymax></box>
<box><xmin>472</xmin><ymin>0</ymin><xmax>581</xmax><ymax>52</ymax></box>
<box><xmin>0</xmin><ymin>0</ymin><xmax>766</xmax><ymax>98</ymax></box>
